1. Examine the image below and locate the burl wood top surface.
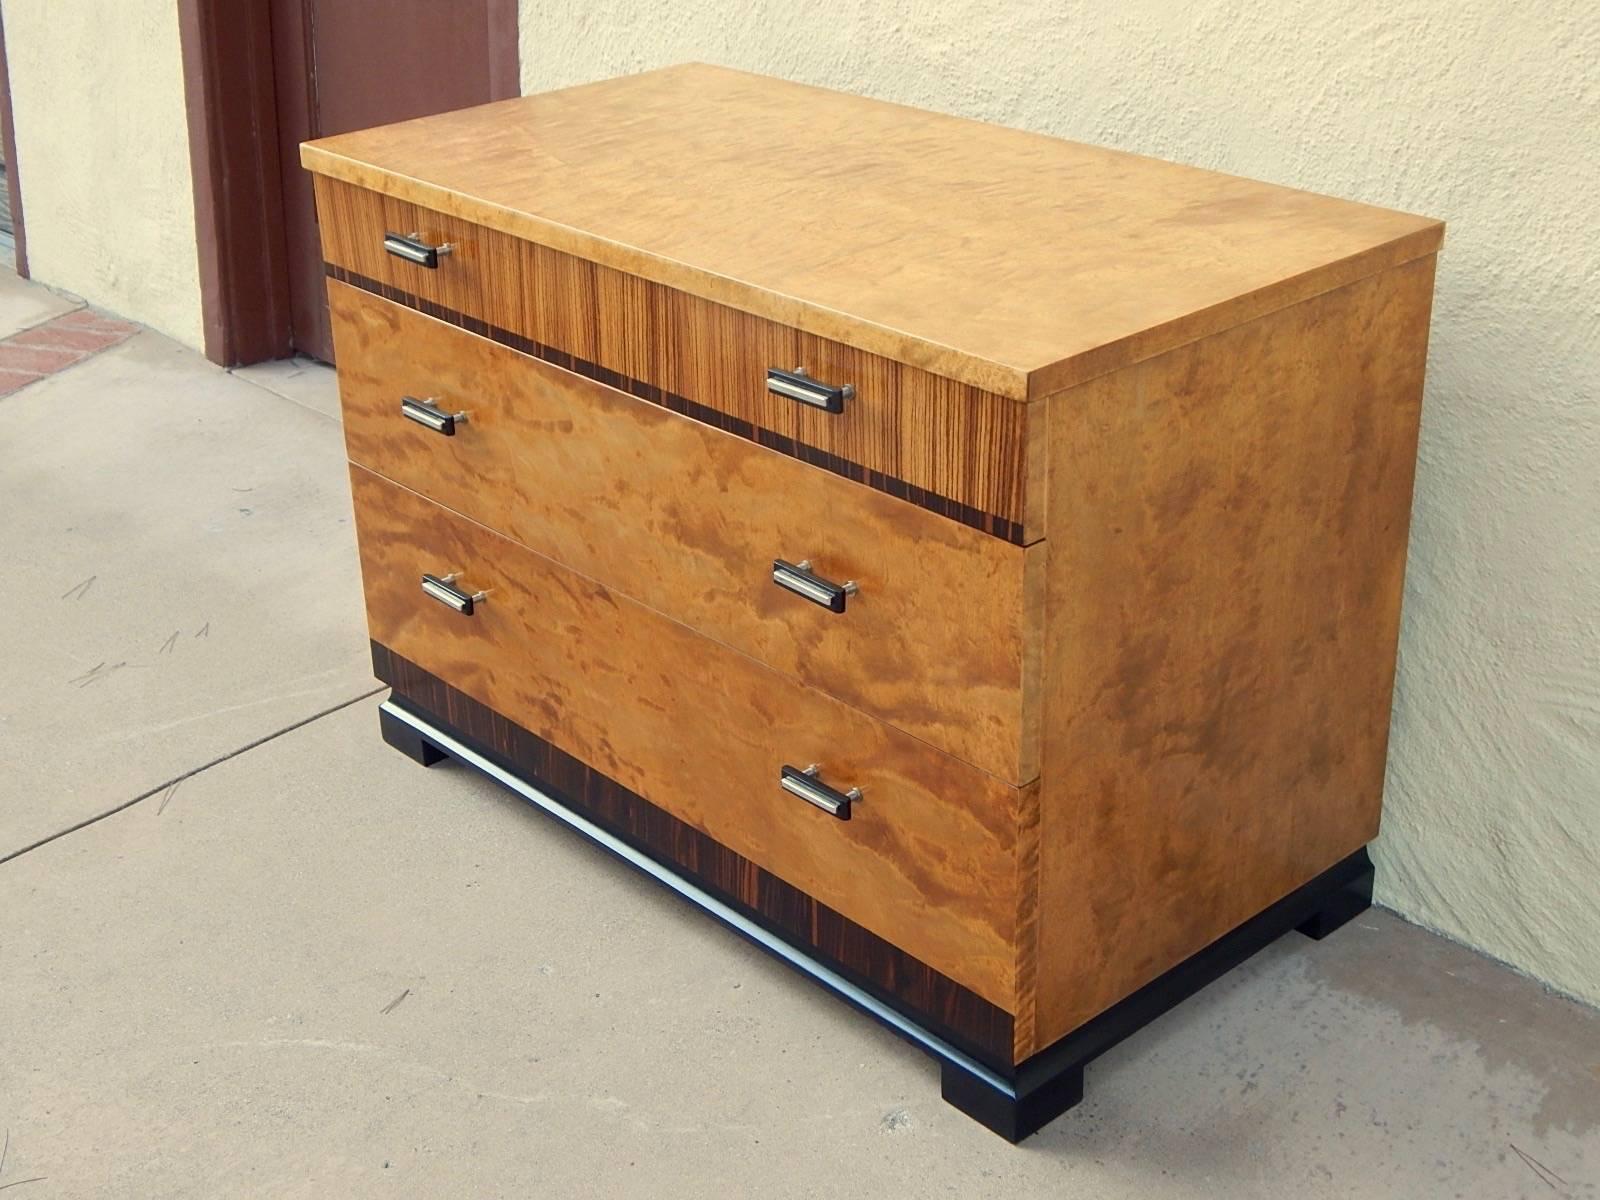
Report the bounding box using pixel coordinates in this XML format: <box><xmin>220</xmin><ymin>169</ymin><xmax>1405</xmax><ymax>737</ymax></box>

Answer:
<box><xmin>303</xmin><ymin>63</ymin><xmax>1442</xmax><ymax>400</ymax></box>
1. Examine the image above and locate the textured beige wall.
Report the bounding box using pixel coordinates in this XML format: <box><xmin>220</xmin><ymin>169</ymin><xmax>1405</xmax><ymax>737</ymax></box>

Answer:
<box><xmin>3</xmin><ymin>0</ymin><xmax>204</xmax><ymax>348</ymax></box>
<box><xmin>521</xmin><ymin>1</ymin><xmax>1600</xmax><ymax>1005</ymax></box>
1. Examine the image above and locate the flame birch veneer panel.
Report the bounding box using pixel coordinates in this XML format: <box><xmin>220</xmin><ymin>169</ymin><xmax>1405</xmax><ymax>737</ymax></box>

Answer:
<box><xmin>1022</xmin><ymin>256</ymin><xmax>1436</xmax><ymax>1055</ymax></box>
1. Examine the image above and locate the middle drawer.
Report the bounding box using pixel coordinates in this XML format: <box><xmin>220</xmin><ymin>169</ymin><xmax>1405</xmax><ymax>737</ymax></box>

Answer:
<box><xmin>333</xmin><ymin>280</ymin><xmax>1035</xmax><ymax>783</ymax></box>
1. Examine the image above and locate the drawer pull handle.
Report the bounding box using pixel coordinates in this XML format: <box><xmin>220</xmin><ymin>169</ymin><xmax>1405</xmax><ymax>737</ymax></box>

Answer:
<box><xmin>772</xmin><ymin>559</ymin><xmax>857</xmax><ymax>613</ymax></box>
<box><xmin>421</xmin><ymin>572</ymin><xmax>487</xmax><ymax>615</ymax></box>
<box><xmin>401</xmin><ymin>395</ymin><xmax>468</xmax><ymax>436</ymax></box>
<box><xmin>384</xmin><ymin>231</ymin><xmax>455</xmax><ymax>269</ymax></box>
<box><xmin>766</xmin><ymin>366</ymin><xmax>853</xmax><ymax>414</ymax></box>
<box><xmin>780</xmin><ymin>764</ymin><xmax>859</xmax><ymax>820</ymax></box>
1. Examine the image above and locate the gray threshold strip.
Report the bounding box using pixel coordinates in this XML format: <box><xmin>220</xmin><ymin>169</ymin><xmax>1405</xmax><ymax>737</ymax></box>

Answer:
<box><xmin>0</xmin><ymin>687</ymin><xmax>386</xmax><ymax>866</ymax></box>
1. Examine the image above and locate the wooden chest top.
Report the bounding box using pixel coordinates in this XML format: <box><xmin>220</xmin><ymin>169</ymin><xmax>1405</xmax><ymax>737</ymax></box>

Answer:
<box><xmin>300</xmin><ymin>62</ymin><xmax>1442</xmax><ymax>400</ymax></box>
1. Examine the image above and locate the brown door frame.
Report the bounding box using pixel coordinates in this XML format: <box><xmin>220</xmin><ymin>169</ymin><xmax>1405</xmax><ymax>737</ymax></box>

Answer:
<box><xmin>178</xmin><ymin>0</ymin><xmax>293</xmax><ymax>365</ymax></box>
<box><xmin>177</xmin><ymin>0</ymin><xmax>520</xmax><ymax>367</ymax></box>
<box><xmin>0</xmin><ymin>4</ymin><xmax>30</xmax><ymax>278</ymax></box>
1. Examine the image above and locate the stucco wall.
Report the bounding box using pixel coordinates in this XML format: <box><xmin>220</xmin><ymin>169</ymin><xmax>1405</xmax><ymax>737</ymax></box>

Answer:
<box><xmin>521</xmin><ymin>1</ymin><xmax>1600</xmax><ymax>1006</ymax></box>
<box><xmin>2</xmin><ymin>0</ymin><xmax>204</xmax><ymax>348</ymax></box>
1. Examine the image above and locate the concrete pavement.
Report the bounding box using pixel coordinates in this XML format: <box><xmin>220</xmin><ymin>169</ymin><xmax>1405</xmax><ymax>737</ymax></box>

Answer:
<box><xmin>0</xmin><ymin>316</ymin><xmax>373</xmax><ymax>857</ymax></box>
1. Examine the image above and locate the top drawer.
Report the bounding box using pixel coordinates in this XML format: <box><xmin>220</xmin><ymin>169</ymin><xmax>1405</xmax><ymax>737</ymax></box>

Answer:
<box><xmin>314</xmin><ymin>176</ymin><xmax>1037</xmax><ymax>544</ymax></box>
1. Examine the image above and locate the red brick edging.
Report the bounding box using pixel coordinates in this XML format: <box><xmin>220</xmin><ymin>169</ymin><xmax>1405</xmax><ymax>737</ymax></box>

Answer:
<box><xmin>0</xmin><ymin>309</ymin><xmax>139</xmax><ymax>397</ymax></box>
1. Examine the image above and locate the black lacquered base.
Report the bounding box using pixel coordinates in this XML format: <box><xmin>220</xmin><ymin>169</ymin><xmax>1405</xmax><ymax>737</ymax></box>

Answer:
<box><xmin>379</xmin><ymin>704</ymin><xmax>448</xmax><ymax>766</ymax></box>
<box><xmin>944</xmin><ymin>848</ymin><xmax>1374</xmax><ymax>1141</ymax></box>
<box><xmin>376</xmin><ymin>695</ymin><xmax>1373</xmax><ymax>1144</ymax></box>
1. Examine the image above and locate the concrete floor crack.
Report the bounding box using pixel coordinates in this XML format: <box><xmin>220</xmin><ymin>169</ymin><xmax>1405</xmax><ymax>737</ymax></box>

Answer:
<box><xmin>0</xmin><ymin>685</ymin><xmax>386</xmax><ymax>866</ymax></box>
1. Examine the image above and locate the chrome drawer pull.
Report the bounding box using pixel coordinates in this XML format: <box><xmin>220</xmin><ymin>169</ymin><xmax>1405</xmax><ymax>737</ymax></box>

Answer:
<box><xmin>401</xmin><ymin>395</ymin><xmax>468</xmax><ymax>436</ymax></box>
<box><xmin>384</xmin><ymin>231</ymin><xmax>455</xmax><ymax>269</ymax></box>
<box><xmin>766</xmin><ymin>366</ymin><xmax>853</xmax><ymax>414</ymax></box>
<box><xmin>772</xmin><ymin>559</ymin><xmax>857</xmax><ymax>613</ymax></box>
<box><xmin>421</xmin><ymin>572</ymin><xmax>487</xmax><ymax>615</ymax></box>
<box><xmin>780</xmin><ymin>764</ymin><xmax>859</xmax><ymax>820</ymax></box>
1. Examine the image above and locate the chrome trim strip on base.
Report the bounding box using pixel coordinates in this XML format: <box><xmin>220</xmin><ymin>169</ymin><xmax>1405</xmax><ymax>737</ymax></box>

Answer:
<box><xmin>378</xmin><ymin>698</ymin><xmax>1015</xmax><ymax>1098</ymax></box>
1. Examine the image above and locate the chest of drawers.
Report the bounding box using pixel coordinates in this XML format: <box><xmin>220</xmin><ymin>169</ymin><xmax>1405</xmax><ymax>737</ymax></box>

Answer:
<box><xmin>302</xmin><ymin>63</ymin><xmax>1442</xmax><ymax>1141</ymax></box>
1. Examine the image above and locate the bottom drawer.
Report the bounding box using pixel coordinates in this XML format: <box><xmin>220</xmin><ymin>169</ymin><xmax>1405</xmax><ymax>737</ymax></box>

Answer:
<box><xmin>350</xmin><ymin>466</ymin><xmax>1022</xmax><ymax>1010</ymax></box>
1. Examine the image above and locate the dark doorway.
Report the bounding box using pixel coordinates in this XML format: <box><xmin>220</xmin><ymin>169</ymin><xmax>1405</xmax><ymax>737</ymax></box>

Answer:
<box><xmin>180</xmin><ymin>0</ymin><xmax>519</xmax><ymax>366</ymax></box>
<box><xmin>0</xmin><ymin>5</ymin><xmax>28</xmax><ymax>277</ymax></box>
<box><xmin>270</xmin><ymin>0</ymin><xmax>520</xmax><ymax>361</ymax></box>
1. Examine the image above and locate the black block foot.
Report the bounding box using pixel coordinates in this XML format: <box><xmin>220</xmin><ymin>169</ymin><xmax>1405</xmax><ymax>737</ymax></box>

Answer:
<box><xmin>941</xmin><ymin>1060</ymin><xmax>1084</xmax><ymax>1144</ymax></box>
<box><xmin>380</xmin><ymin>705</ymin><xmax>448</xmax><ymax>767</ymax></box>
<box><xmin>944</xmin><ymin>847</ymin><xmax>1376</xmax><ymax>1140</ymax></box>
<box><xmin>1295</xmin><ymin>863</ymin><xmax>1374</xmax><ymax>940</ymax></box>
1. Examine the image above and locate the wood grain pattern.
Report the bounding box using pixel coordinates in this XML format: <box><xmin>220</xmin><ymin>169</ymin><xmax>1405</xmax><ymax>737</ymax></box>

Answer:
<box><xmin>315</xmin><ymin>175</ymin><xmax>1031</xmax><ymax>536</ymax></box>
<box><xmin>350</xmin><ymin>466</ymin><xmax>1026</xmax><ymax>1010</ymax></box>
<box><xmin>374</xmin><ymin>642</ymin><xmax>1019</xmax><ymax>1068</ymax></box>
<box><xmin>1022</xmin><ymin>396</ymin><xmax>1050</xmax><ymax>543</ymax></box>
<box><xmin>1023</xmin><ymin>256</ymin><xmax>1436</xmax><ymax>1054</ymax></box>
<box><xmin>309</xmin><ymin>67</ymin><xmax>1445</xmax><ymax>1081</ymax></box>
<box><xmin>1010</xmin><ymin>784</ymin><xmax>1043</xmax><ymax>1064</ymax></box>
<box><xmin>331</xmin><ymin>281</ymin><xmax>1036</xmax><ymax>781</ymax></box>
<box><xmin>302</xmin><ymin>63</ymin><xmax>1443</xmax><ymax>399</ymax></box>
